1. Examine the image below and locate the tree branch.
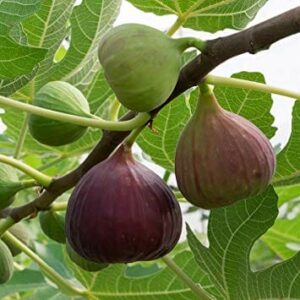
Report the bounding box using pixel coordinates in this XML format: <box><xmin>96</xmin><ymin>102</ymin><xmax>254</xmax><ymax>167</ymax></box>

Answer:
<box><xmin>5</xmin><ymin>7</ymin><xmax>300</xmax><ymax>223</ymax></box>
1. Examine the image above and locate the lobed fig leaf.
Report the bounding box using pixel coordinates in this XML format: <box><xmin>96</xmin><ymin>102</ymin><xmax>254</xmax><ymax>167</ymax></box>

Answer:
<box><xmin>66</xmin><ymin>145</ymin><xmax>182</xmax><ymax>264</ymax></box>
<box><xmin>29</xmin><ymin>81</ymin><xmax>91</xmax><ymax>146</ymax></box>
<box><xmin>98</xmin><ymin>23</ymin><xmax>203</xmax><ymax>112</ymax></box>
<box><xmin>0</xmin><ymin>240</ymin><xmax>14</xmax><ymax>284</ymax></box>
<box><xmin>2</xmin><ymin>223</ymin><xmax>31</xmax><ymax>256</ymax></box>
<box><xmin>39</xmin><ymin>211</ymin><xmax>66</xmax><ymax>244</ymax></box>
<box><xmin>175</xmin><ymin>89</ymin><xmax>276</xmax><ymax>209</ymax></box>
<box><xmin>66</xmin><ymin>240</ymin><xmax>108</xmax><ymax>272</ymax></box>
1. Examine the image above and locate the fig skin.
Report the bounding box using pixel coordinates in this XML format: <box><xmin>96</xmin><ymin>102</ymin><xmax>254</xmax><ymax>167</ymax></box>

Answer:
<box><xmin>175</xmin><ymin>90</ymin><xmax>276</xmax><ymax>209</ymax></box>
<box><xmin>29</xmin><ymin>81</ymin><xmax>90</xmax><ymax>146</ymax></box>
<box><xmin>98</xmin><ymin>23</ymin><xmax>202</xmax><ymax>112</ymax></box>
<box><xmin>0</xmin><ymin>240</ymin><xmax>14</xmax><ymax>284</ymax></box>
<box><xmin>65</xmin><ymin>145</ymin><xmax>182</xmax><ymax>264</ymax></box>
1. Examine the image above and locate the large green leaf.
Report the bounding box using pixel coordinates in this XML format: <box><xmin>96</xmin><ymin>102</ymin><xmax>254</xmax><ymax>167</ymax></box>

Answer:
<box><xmin>127</xmin><ymin>0</ymin><xmax>267</xmax><ymax>33</ymax></box>
<box><xmin>49</xmin><ymin>0</ymin><xmax>122</xmax><ymax>90</ymax></box>
<box><xmin>65</xmin><ymin>250</ymin><xmax>218</xmax><ymax>299</ymax></box>
<box><xmin>188</xmin><ymin>186</ymin><xmax>300</xmax><ymax>299</ymax></box>
<box><xmin>273</xmin><ymin>101</ymin><xmax>300</xmax><ymax>186</ymax></box>
<box><xmin>214</xmin><ymin>72</ymin><xmax>276</xmax><ymax>139</ymax></box>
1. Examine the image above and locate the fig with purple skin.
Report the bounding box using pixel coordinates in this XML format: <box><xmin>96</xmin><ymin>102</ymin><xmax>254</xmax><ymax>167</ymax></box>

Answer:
<box><xmin>65</xmin><ymin>145</ymin><xmax>182</xmax><ymax>264</ymax></box>
<box><xmin>175</xmin><ymin>88</ymin><xmax>276</xmax><ymax>209</ymax></box>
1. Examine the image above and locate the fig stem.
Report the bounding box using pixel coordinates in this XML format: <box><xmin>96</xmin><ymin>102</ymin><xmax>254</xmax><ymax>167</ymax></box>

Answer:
<box><xmin>162</xmin><ymin>255</ymin><xmax>212</xmax><ymax>300</ymax></box>
<box><xmin>205</xmin><ymin>75</ymin><xmax>300</xmax><ymax>100</ymax></box>
<box><xmin>51</xmin><ymin>202</ymin><xmax>68</xmax><ymax>211</ymax></box>
<box><xmin>0</xmin><ymin>154</ymin><xmax>52</xmax><ymax>187</ymax></box>
<box><xmin>167</xmin><ymin>15</ymin><xmax>187</xmax><ymax>36</ymax></box>
<box><xmin>3</xmin><ymin>231</ymin><xmax>89</xmax><ymax>297</ymax></box>
<box><xmin>163</xmin><ymin>170</ymin><xmax>171</xmax><ymax>183</ymax></box>
<box><xmin>123</xmin><ymin>125</ymin><xmax>146</xmax><ymax>148</ymax></box>
<box><xmin>110</xmin><ymin>98</ymin><xmax>121</xmax><ymax>121</ymax></box>
<box><xmin>0</xmin><ymin>95</ymin><xmax>151</xmax><ymax>131</ymax></box>
<box><xmin>21</xmin><ymin>179</ymin><xmax>40</xmax><ymax>189</ymax></box>
<box><xmin>0</xmin><ymin>217</ymin><xmax>15</xmax><ymax>237</ymax></box>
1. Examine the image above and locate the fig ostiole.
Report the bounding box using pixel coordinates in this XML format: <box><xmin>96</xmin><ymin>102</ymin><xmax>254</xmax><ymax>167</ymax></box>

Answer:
<box><xmin>66</xmin><ymin>144</ymin><xmax>182</xmax><ymax>264</ymax></box>
<box><xmin>29</xmin><ymin>81</ymin><xmax>91</xmax><ymax>146</ymax></box>
<box><xmin>66</xmin><ymin>241</ymin><xmax>108</xmax><ymax>272</ymax></box>
<box><xmin>98</xmin><ymin>23</ymin><xmax>204</xmax><ymax>112</ymax></box>
<box><xmin>39</xmin><ymin>211</ymin><xmax>66</xmax><ymax>244</ymax></box>
<box><xmin>0</xmin><ymin>239</ymin><xmax>14</xmax><ymax>284</ymax></box>
<box><xmin>175</xmin><ymin>88</ymin><xmax>276</xmax><ymax>209</ymax></box>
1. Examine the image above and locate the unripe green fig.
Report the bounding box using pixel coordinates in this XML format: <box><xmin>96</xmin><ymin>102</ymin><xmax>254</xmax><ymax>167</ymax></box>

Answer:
<box><xmin>66</xmin><ymin>241</ymin><xmax>108</xmax><ymax>272</ymax></box>
<box><xmin>98</xmin><ymin>23</ymin><xmax>204</xmax><ymax>112</ymax></box>
<box><xmin>2</xmin><ymin>223</ymin><xmax>30</xmax><ymax>256</ymax></box>
<box><xmin>175</xmin><ymin>89</ymin><xmax>276</xmax><ymax>209</ymax></box>
<box><xmin>0</xmin><ymin>163</ymin><xmax>29</xmax><ymax>210</ymax></box>
<box><xmin>39</xmin><ymin>211</ymin><xmax>66</xmax><ymax>244</ymax></box>
<box><xmin>29</xmin><ymin>81</ymin><xmax>91</xmax><ymax>146</ymax></box>
<box><xmin>0</xmin><ymin>240</ymin><xmax>14</xmax><ymax>284</ymax></box>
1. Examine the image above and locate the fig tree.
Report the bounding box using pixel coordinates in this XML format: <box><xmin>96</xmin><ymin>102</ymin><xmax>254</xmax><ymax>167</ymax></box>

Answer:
<box><xmin>175</xmin><ymin>89</ymin><xmax>276</xmax><ymax>209</ymax></box>
<box><xmin>29</xmin><ymin>81</ymin><xmax>91</xmax><ymax>146</ymax></box>
<box><xmin>98</xmin><ymin>23</ymin><xmax>204</xmax><ymax>112</ymax></box>
<box><xmin>66</xmin><ymin>145</ymin><xmax>182</xmax><ymax>264</ymax></box>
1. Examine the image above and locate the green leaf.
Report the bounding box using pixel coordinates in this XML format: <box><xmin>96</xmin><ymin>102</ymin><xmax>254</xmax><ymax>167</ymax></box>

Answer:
<box><xmin>275</xmin><ymin>184</ymin><xmax>300</xmax><ymax>206</ymax></box>
<box><xmin>65</xmin><ymin>250</ymin><xmax>217</xmax><ymax>299</ymax></box>
<box><xmin>127</xmin><ymin>0</ymin><xmax>267</xmax><ymax>33</ymax></box>
<box><xmin>138</xmin><ymin>90</ymin><xmax>197</xmax><ymax>172</ymax></box>
<box><xmin>188</xmin><ymin>186</ymin><xmax>300</xmax><ymax>299</ymax></box>
<box><xmin>261</xmin><ymin>214</ymin><xmax>300</xmax><ymax>260</ymax></box>
<box><xmin>273</xmin><ymin>101</ymin><xmax>300</xmax><ymax>186</ymax></box>
<box><xmin>0</xmin><ymin>269</ymin><xmax>47</xmax><ymax>298</ymax></box>
<box><xmin>214</xmin><ymin>72</ymin><xmax>276</xmax><ymax>139</ymax></box>
<box><xmin>21</xmin><ymin>0</ymin><xmax>75</xmax><ymax>90</ymax></box>
<box><xmin>49</xmin><ymin>0</ymin><xmax>122</xmax><ymax>90</ymax></box>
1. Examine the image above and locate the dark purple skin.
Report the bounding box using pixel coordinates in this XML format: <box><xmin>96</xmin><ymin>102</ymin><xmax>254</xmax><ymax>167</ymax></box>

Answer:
<box><xmin>66</xmin><ymin>145</ymin><xmax>182</xmax><ymax>264</ymax></box>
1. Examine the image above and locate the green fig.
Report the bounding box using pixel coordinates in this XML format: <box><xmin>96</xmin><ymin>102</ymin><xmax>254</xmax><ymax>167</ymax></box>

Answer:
<box><xmin>0</xmin><ymin>163</ymin><xmax>30</xmax><ymax>210</ymax></box>
<box><xmin>175</xmin><ymin>89</ymin><xmax>276</xmax><ymax>209</ymax></box>
<box><xmin>0</xmin><ymin>240</ymin><xmax>14</xmax><ymax>284</ymax></box>
<box><xmin>1</xmin><ymin>223</ymin><xmax>30</xmax><ymax>256</ymax></box>
<box><xmin>29</xmin><ymin>81</ymin><xmax>91</xmax><ymax>146</ymax></box>
<box><xmin>66</xmin><ymin>240</ymin><xmax>108</xmax><ymax>272</ymax></box>
<box><xmin>39</xmin><ymin>211</ymin><xmax>66</xmax><ymax>244</ymax></box>
<box><xmin>98</xmin><ymin>23</ymin><xmax>204</xmax><ymax>112</ymax></box>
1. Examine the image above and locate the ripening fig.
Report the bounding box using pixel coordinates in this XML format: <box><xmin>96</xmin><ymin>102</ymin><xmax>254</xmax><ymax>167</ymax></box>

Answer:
<box><xmin>0</xmin><ymin>240</ymin><xmax>14</xmax><ymax>284</ymax></box>
<box><xmin>2</xmin><ymin>223</ymin><xmax>30</xmax><ymax>256</ymax></box>
<box><xmin>0</xmin><ymin>163</ymin><xmax>31</xmax><ymax>210</ymax></box>
<box><xmin>39</xmin><ymin>211</ymin><xmax>66</xmax><ymax>244</ymax></box>
<box><xmin>66</xmin><ymin>241</ymin><xmax>108</xmax><ymax>272</ymax></box>
<box><xmin>98</xmin><ymin>23</ymin><xmax>204</xmax><ymax>112</ymax></box>
<box><xmin>66</xmin><ymin>145</ymin><xmax>182</xmax><ymax>264</ymax></box>
<box><xmin>175</xmin><ymin>88</ymin><xmax>276</xmax><ymax>209</ymax></box>
<box><xmin>29</xmin><ymin>81</ymin><xmax>91</xmax><ymax>146</ymax></box>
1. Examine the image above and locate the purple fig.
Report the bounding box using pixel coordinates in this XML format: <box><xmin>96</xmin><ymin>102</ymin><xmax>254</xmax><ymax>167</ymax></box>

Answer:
<box><xmin>175</xmin><ymin>89</ymin><xmax>276</xmax><ymax>209</ymax></box>
<box><xmin>65</xmin><ymin>145</ymin><xmax>182</xmax><ymax>264</ymax></box>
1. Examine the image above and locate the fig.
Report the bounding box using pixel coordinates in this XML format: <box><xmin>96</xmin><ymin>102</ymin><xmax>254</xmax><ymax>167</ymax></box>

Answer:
<box><xmin>66</xmin><ymin>241</ymin><xmax>108</xmax><ymax>272</ymax></box>
<box><xmin>65</xmin><ymin>145</ymin><xmax>182</xmax><ymax>264</ymax></box>
<box><xmin>0</xmin><ymin>163</ymin><xmax>28</xmax><ymax>210</ymax></box>
<box><xmin>0</xmin><ymin>240</ymin><xmax>14</xmax><ymax>284</ymax></box>
<box><xmin>98</xmin><ymin>23</ymin><xmax>203</xmax><ymax>112</ymax></box>
<box><xmin>175</xmin><ymin>89</ymin><xmax>276</xmax><ymax>209</ymax></box>
<box><xmin>39</xmin><ymin>211</ymin><xmax>66</xmax><ymax>244</ymax></box>
<box><xmin>29</xmin><ymin>81</ymin><xmax>91</xmax><ymax>146</ymax></box>
<box><xmin>2</xmin><ymin>223</ymin><xmax>30</xmax><ymax>256</ymax></box>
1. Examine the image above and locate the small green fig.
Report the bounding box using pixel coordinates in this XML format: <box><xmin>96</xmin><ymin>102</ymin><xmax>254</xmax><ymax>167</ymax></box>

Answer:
<box><xmin>0</xmin><ymin>163</ymin><xmax>28</xmax><ymax>210</ymax></box>
<box><xmin>175</xmin><ymin>89</ymin><xmax>276</xmax><ymax>209</ymax></box>
<box><xmin>29</xmin><ymin>81</ymin><xmax>91</xmax><ymax>146</ymax></box>
<box><xmin>39</xmin><ymin>211</ymin><xmax>66</xmax><ymax>244</ymax></box>
<box><xmin>98</xmin><ymin>23</ymin><xmax>204</xmax><ymax>112</ymax></box>
<box><xmin>2</xmin><ymin>223</ymin><xmax>30</xmax><ymax>256</ymax></box>
<box><xmin>0</xmin><ymin>240</ymin><xmax>14</xmax><ymax>284</ymax></box>
<box><xmin>66</xmin><ymin>241</ymin><xmax>108</xmax><ymax>272</ymax></box>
